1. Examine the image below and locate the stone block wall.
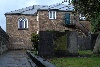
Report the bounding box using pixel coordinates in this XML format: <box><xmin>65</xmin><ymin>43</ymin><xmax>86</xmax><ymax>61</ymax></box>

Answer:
<box><xmin>38</xmin><ymin>31</ymin><xmax>78</xmax><ymax>57</ymax></box>
<box><xmin>6</xmin><ymin>15</ymin><xmax>39</xmax><ymax>49</ymax></box>
<box><xmin>0</xmin><ymin>26</ymin><xmax>9</xmax><ymax>55</ymax></box>
<box><xmin>6</xmin><ymin>10</ymin><xmax>79</xmax><ymax>50</ymax></box>
<box><xmin>91</xmin><ymin>34</ymin><xmax>99</xmax><ymax>50</ymax></box>
<box><xmin>67</xmin><ymin>31</ymin><xmax>78</xmax><ymax>54</ymax></box>
<box><xmin>38</xmin><ymin>11</ymin><xmax>79</xmax><ymax>31</ymax></box>
<box><xmin>76</xmin><ymin>21</ymin><xmax>91</xmax><ymax>35</ymax></box>
<box><xmin>38</xmin><ymin>31</ymin><xmax>54</xmax><ymax>57</ymax></box>
<box><xmin>78</xmin><ymin>35</ymin><xmax>91</xmax><ymax>50</ymax></box>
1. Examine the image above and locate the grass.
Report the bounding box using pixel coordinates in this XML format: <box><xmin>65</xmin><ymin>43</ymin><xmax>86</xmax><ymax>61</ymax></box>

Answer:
<box><xmin>50</xmin><ymin>57</ymin><xmax>100</xmax><ymax>67</ymax></box>
<box><xmin>31</xmin><ymin>50</ymin><xmax>100</xmax><ymax>67</ymax></box>
<box><xmin>78</xmin><ymin>50</ymin><xmax>93</xmax><ymax>55</ymax></box>
<box><xmin>49</xmin><ymin>50</ymin><xmax>100</xmax><ymax>67</ymax></box>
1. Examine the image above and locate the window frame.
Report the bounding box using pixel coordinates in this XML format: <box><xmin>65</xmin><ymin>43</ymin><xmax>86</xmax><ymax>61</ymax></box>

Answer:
<box><xmin>49</xmin><ymin>11</ymin><xmax>56</xmax><ymax>19</ymax></box>
<box><xmin>18</xmin><ymin>17</ymin><xmax>28</xmax><ymax>30</ymax></box>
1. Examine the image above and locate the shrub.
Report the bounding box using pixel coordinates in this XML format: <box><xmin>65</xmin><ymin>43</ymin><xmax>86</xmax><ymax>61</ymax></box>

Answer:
<box><xmin>31</xmin><ymin>33</ymin><xmax>39</xmax><ymax>50</ymax></box>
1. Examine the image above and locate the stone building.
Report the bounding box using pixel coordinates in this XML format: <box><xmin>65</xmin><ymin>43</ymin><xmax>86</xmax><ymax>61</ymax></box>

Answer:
<box><xmin>5</xmin><ymin>3</ymin><xmax>83</xmax><ymax>49</ymax></box>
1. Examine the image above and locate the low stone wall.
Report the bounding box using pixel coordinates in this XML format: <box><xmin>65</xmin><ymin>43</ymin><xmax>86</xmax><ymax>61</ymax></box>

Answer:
<box><xmin>93</xmin><ymin>33</ymin><xmax>100</xmax><ymax>53</ymax></box>
<box><xmin>38</xmin><ymin>31</ymin><xmax>54</xmax><ymax>57</ymax></box>
<box><xmin>67</xmin><ymin>31</ymin><xmax>78</xmax><ymax>54</ymax></box>
<box><xmin>91</xmin><ymin>34</ymin><xmax>99</xmax><ymax>50</ymax></box>
<box><xmin>78</xmin><ymin>36</ymin><xmax>91</xmax><ymax>50</ymax></box>
<box><xmin>26</xmin><ymin>50</ymin><xmax>56</xmax><ymax>67</ymax></box>
<box><xmin>38</xmin><ymin>31</ymin><xmax>78</xmax><ymax>57</ymax></box>
<box><xmin>0</xmin><ymin>26</ymin><xmax>9</xmax><ymax>55</ymax></box>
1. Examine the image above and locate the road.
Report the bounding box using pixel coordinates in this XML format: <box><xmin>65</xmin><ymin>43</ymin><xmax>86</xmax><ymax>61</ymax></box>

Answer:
<box><xmin>0</xmin><ymin>50</ymin><xmax>35</xmax><ymax>67</ymax></box>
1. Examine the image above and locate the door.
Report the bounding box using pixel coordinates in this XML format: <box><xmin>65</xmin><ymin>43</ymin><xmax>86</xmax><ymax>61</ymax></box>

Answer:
<box><xmin>65</xmin><ymin>13</ymin><xmax>70</xmax><ymax>25</ymax></box>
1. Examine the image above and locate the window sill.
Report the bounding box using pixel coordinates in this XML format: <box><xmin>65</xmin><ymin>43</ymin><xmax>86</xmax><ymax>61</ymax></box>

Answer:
<box><xmin>18</xmin><ymin>28</ymin><xmax>28</xmax><ymax>30</ymax></box>
<box><xmin>49</xmin><ymin>18</ymin><xmax>56</xmax><ymax>20</ymax></box>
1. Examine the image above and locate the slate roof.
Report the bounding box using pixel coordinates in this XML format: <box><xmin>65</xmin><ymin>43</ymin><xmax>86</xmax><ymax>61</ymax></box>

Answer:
<box><xmin>5</xmin><ymin>4</ymin><xmax>74</xmax><ymax>15</ymax></box>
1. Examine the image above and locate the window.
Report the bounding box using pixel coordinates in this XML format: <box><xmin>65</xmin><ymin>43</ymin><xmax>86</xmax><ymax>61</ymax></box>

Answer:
<box><xmin>79</xmin><ymin>14</ymin><xmax>86</xmax><ymax>20</ymax></box>
<box><xmin>18</xmin><ymin>17</ymin><xmax>28</xmax><ymax>29</ymax></box>
<box><xmin>49</xmin><ymin>11</ymin><xmax>56</xmax><ymax>19</ymax></box>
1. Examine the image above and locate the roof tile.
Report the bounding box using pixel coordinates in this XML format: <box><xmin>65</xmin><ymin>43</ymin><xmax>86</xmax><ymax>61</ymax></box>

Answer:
<box><xmin>5</xmin><ymin>4</ymin><xmax>74</xmax><ymax>15</ymax></box>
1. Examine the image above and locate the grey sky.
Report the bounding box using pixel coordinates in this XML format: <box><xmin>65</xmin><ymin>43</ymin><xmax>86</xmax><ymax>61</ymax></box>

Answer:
<box><xmin>0</xmin><ymin>0</ymin><xmax>69</xmax><ymax>31</ymax></box>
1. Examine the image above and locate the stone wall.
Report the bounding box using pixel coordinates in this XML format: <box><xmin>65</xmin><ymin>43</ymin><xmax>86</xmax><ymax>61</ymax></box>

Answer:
<box><xmin>38</xmin><ymin>31</ymin><xmax>54</xmax><ymax>57</ymax></box>
<box><xmin>91</xmin><ymin>34</ymin><xmax>99</xmax><ymax>50</ymax></box>
<box><xmin>67</xmin><ymin>31</ymin><xmax>78</xmax><ymax>54</ymax></box>
<box><xmin>0</xmin><ymin>26</ymin><xmax>9</xmax><ymax>54</ymax></box>
<box><xmin>38</xmin><ymin>11</ymin><xmax>79</xmax><ymax>31</ymax></box>
<box><xmin>6</xmin><ymin>15</ymin><xmax>39</xmax><ymax>49</ymax></box>
<box><xmin>93</xmin><ymin>33</ymin><xmax>100</xmax><ymax>53</ymax></box>
<box><xmin>76</xmin><ymin>21</ymin><xmax>91</xmax><ymax>35</ymax></box>
<box><xmin>6</xmin><ymin>10</ymin><xmax>79</xmax><ymax>49</ymax></box>
<box><xmin>38</xmin><ymin>31</ymin><xmax>78</xmax><ymax>57</ymax></box>
<box><xmin>78</xmin><ymin>36</ymin><xmax>91</xmax><ymax>50</ymax></box>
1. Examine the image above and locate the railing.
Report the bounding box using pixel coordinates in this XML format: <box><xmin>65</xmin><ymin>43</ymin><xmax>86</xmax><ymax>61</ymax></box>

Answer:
<box><xmin>75</xmin><ymin>21</ymin><xmax>90</xmax><ymax>36</ymax></box>
<box><xmin>0</xmin><ymin>26</ymin><xmax>9</xmax><ymax>55</ymax></box>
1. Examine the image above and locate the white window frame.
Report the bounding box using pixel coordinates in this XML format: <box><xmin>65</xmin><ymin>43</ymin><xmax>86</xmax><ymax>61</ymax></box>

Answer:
<box><xmin>37</xmin><ymin>13</ymin><xmax>39</xmax><ymax>21</ymax></box>
<box><xmin>18</xmin><ymin>17</ymin><xmax>28</xmax><ymax>29</ymax></box>
<box><xmin>49</xmin><ymin>11</ymin><xmax>56</xmax><ymax>19</ymax></box>
<box><xmin>37</xmin><ymin>15</ymin><xmax>39</xmax><ymax>21</ymax></box>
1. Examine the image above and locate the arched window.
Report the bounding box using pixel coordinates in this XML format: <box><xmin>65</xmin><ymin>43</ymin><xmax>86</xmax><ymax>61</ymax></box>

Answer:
<box><xmin>18</xmin><ymin>17</ymin><xmax>28</xmax><ymax>29</ymax></box>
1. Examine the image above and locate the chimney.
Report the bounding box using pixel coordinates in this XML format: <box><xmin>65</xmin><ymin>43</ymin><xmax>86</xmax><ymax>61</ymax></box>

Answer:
<box><xmin>64</xmin><ymin>0</ymin><xmax>67</xmax><ymax>2</ymax></box>
<box><xmin>32</xmin><ymin>5</ymin><xmax>34</xmax><ymax>9</ymax></box>
<box><xmin>69</xmin><ymin>0</ymin><xmax>71</xmax><ymax>3</ymax></box>
<box><xmin>68</xmin><ymin>0</ymin><xmax>71</xmax><ymax>5</ymax></box>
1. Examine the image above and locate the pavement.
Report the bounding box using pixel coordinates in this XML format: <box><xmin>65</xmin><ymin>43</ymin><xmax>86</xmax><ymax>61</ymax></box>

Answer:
<box><xmin>0</xmin><ymin>50</ymin><xmax>35</xmax><ymax>67</ymax></box>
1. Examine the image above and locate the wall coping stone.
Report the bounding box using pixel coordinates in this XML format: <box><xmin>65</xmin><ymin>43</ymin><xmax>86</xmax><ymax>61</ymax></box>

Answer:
<box><xmin>26</xmin><ymin>50</ymin><xmax>56</xmax><ymax>67</ymax></box>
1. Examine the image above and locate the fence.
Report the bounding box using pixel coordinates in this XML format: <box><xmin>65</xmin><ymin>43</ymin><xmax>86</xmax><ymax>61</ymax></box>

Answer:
<box><xmin>0</xmin><ymin>26</ymin><xmax>9</xmax><ymax>55</ymax></box>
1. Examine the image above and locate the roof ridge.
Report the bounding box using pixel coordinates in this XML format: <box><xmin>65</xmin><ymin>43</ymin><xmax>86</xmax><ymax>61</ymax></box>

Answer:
<box><xmin>5</xmin><ymin>4</ymin><xmax>74</xmax><ymax>15</ymax></box>
<box><xmin>48</xmin><ymin>3</ymin><xmax>67</xmax><ymax>9</ymax></box>
<box><xmin>6</xmin><ymin>5</ymin><xmax>41</xmax><ymax>14</ymax></box>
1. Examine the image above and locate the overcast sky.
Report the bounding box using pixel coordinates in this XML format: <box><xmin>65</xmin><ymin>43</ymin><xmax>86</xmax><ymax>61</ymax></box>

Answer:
<box><xmin>0</xmin><ymin>0</ymin><xmax>69</xmax><ymax>31</ymax></box>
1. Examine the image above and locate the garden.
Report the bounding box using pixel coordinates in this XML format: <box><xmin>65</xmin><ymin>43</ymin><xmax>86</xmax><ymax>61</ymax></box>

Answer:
<box><xmin>31</xmin><ymin>49</ymin><xmax>100</xmax><ymax>67</ymax></box>
<box><xmin>31</xmin><ymin>32</ymin><xmax>100</xmax><ymax>67</ymax></box>
<box><xmin>49</xmin><ymin>50</ymin><xmax>100</xmax><ymax>67</ymax></box>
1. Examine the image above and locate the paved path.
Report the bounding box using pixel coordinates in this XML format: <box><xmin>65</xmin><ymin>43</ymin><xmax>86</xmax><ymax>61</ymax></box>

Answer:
<box><xmin>0</xmin><ymin>50</ymin><xmax>33</xmax><ymax>67</ymax></box>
